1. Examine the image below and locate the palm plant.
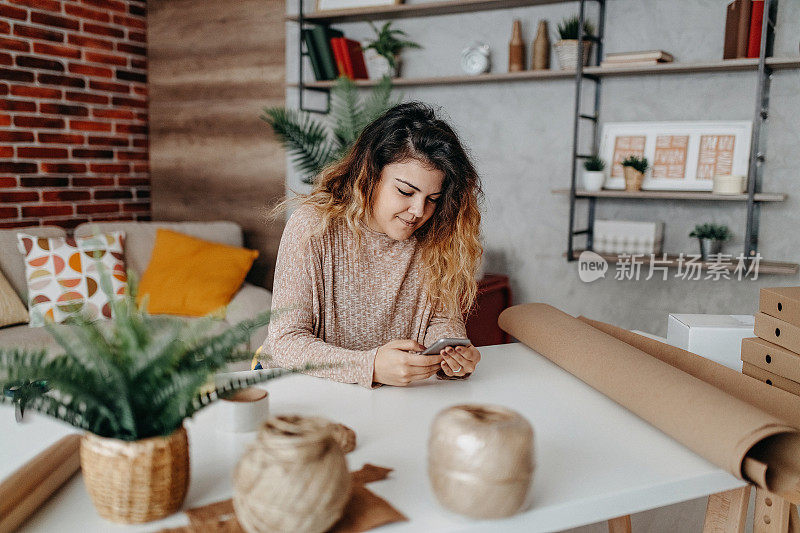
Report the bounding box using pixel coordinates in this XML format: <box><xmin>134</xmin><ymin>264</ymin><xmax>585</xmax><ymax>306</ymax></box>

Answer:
<box><xmin>260</xmin><ymin>75</ymin><xmax>398</xmax><ymax>184</ymax></box>
<box><xmin>0</xmin><ymin>266</ymin><xmax>308</xmax><ymax>441</ymax></box>
<box><xmin>364</xmin><ymin>21</ymin><xmax>422</xmax><ymax>70</ymax></box>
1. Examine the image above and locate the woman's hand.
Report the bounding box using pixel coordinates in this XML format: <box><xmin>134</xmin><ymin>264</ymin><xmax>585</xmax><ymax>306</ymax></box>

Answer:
<box><xmin>439</xmin><ymin>344</ymin><xmax>481</xmax><ymax>377</ymax></box>
<box><xmin>373</xmin><ymin>339</ymin><xmax>443</xmax><ymax>386</ymax></box>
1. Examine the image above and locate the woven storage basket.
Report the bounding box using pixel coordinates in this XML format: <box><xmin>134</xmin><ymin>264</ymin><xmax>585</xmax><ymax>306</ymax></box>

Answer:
<box><xmin>623</xmin><ymin>166</ymin><xmax>645</xmax><ymax>191</ymax></box>
<box><xmin>554</xmin><ymin>39</ymin><xmax>592</xmax><ymax>70</ymax></box>
<box><xmin>80</xmin><ymin>426</ymin><xmax>189</xmax><ymax>523</ymax></box>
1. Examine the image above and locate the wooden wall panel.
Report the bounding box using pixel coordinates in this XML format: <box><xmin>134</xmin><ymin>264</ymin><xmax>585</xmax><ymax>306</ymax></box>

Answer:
<box><xmin>148</xmin><ymin>0</ymin><xmax>285</xmax><ymax>289</ymax></box>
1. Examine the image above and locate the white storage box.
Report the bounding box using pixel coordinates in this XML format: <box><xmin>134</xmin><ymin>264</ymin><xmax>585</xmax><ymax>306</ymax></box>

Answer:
<box><xmin>593</xmin><ymin>220</ymin><xmax>664</xmax><ymax>255</ymax></box>
<box><xmin>666</xmin><ymin>314</ymin><xmax>754</xmax><ymax>371</ymax></box>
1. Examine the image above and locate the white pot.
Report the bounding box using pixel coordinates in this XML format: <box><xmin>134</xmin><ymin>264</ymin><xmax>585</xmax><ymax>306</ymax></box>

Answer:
<box><xmin>364</xmin><ymin>49</ymin><xmax>399</xmax><ymax>79</ymax></box>
<box><xmin>554</xmin><ymin>40</ymin><xmax>592</xmax><ymax>70</ymax></box>
<box><xmin>582</xmin><ymin>170</ymin><xmax>605</xmax><ymax>191</ymax></box>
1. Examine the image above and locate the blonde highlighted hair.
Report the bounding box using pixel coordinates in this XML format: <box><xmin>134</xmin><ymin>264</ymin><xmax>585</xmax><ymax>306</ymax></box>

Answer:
<box><xmin>274</xmin><ymin>102</ymin><xmax>483</xmax><ymax>319</ymax></box>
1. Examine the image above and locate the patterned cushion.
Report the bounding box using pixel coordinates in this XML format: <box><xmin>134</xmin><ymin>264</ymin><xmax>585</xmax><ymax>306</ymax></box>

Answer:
<box><xmin>0</xmin><ymin>268</ymin><xmax>28</xmax><ymax>328</ymax></box>
<box><xmin>17</xmin><ymin>232</ymin><xmax>128</xmax><ymax>326</ymax></box>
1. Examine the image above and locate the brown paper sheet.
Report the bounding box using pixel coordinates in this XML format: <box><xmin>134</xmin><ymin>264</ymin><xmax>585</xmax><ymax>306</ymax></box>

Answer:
<box><xmin>498</xmin><ymin>303</ymin><xmax>800</xmax><ymax>503</ymax></box>
<box><xmin>159</xmin><ymin>464</ymin><xmax>406</xmax><ymax>533</ymax></box>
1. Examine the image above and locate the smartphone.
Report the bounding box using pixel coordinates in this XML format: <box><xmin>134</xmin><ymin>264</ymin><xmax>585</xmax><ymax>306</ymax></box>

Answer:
<box><xmin>421</xmin><ymin>338</ymin><xmax>471</xmax><ymax>355</ymax></box>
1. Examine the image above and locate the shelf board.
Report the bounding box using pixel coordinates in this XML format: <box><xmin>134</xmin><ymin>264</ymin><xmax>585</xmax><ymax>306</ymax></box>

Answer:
<box><xmin>286</xmin><ymin>0</ymin><xmax>576</xmax><ymax>23</ymax></box>
<box><xmin>288</xmin><ymin>57</ymin><xmax>800</xmax><ymax>89</ymax></box>
<box><xmin>552</xmin><ymin>189</ymin><xmax>787</xmax><ymax>202</ymax></box>
<box><xmin>571</xmin><ymin>250</ymin><xmax>799</xmax><ymax>276</ymax></box>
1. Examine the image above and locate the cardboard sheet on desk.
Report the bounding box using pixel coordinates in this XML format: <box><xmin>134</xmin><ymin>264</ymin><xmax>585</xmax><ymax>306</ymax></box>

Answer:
<box><xmin>498</xmin><ymin>303</ymin><xmax>800</xmax><ymax>503</ymax></box>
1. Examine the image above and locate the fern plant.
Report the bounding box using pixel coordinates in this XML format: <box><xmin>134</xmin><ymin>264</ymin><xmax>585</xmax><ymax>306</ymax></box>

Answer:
<box><xmin>0</xmin><ymin>266</ymin><xmax>309</xmax><ymax>441</ymax></box>
<box><xmin>621</xmin><ymin>154</ymin><xmax>649</xmax><ymax>173</ymax></box>
<box><xmin>690</xmin><ymin>223</ymin><xmax>731</xmax><ymax>241</ymax></box>
<box><xmin>583</xmin><ymin>155</ymin><xmax>605</xmax><ymax>171</ymax></box>
<box><xmin>364</xmin><ymin>21</ymin><xmax>422</xmax><ymax>69</ymax></box>
<box><xmin>557</xmin><ymin>15</ymin><xmax>595</xmax><ymax>40</ymax></box>
<box><xmin>260</xmin><ymin>75</ymin><xmax>398</xmax><ymax>184</ymax></box>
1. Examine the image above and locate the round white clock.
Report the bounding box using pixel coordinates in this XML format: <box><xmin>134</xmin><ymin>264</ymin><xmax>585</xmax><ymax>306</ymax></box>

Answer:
<box><xmin>460</xmin><ymin>42</ymin><xmax>491</xmax><ymax>75</ymax></box>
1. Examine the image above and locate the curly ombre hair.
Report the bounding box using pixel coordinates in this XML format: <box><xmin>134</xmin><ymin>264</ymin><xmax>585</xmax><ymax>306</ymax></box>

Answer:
<box><xmin>282</xmin><ymin>101</ymin><xmax>483</xmax><ymax>319</ymax></box>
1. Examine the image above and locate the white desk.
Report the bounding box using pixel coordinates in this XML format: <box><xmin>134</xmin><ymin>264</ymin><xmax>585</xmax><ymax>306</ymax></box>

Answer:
<box><xmin>4</xmin><ymin>342</ymin><xmax>746</xmax><ymax>533</ymax></box>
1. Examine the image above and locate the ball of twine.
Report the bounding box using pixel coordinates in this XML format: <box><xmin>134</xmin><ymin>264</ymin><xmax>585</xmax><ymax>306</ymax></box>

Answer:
<box><xmin>428</xmin><ymin>404</ymin><xmax>535</xmax><ymax>519</ymax></box>
<box><xmin>233</xmin><ymin>415</ymin><xmax>351</xmax><ymax>533</ymax></box>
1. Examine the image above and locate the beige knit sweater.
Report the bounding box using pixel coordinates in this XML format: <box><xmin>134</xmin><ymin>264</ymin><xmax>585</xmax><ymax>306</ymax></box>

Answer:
<box><xmin>262</xmin><ymin>205</ymin><xmax>467</xmax><ymax>388</ymax></box>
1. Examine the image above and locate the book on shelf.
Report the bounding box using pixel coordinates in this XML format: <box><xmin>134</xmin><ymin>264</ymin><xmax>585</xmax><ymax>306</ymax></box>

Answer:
<box><xmin>746</xmin><ymin>0</ymin><xmax>764</xmax><ymax>58</ymax></box>
<box><xmin>604</xmin><ymin>50</ymin><xmax>674</xmax><ymax>63</ymax></box>
<box><xmin>309</xmin><ymin>25</ymin><xmax>343</xmax><ymax>80</ymax></box>
<box><xmin>301</xmin><ymin>28</ymin><xmax>325</xmax><ymax>81</ymax></box>
<box><xmin>599</xmin><ymin>59</ymin><xmax>667</xmax><ymax>68</ymax></box>
<box><xmin>330</xmin><ymin>37</ymin><xmax>368</xmax><ymax>80</ymax></box>
<box><xmin>723</xmin><ymin>0</ymin><xmax>753</xmax><ymax>59</ymax></box>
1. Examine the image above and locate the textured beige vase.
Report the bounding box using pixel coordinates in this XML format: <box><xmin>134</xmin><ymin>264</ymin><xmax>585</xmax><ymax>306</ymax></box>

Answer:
<box><xmin>233</xmin><ymin>416</ymin><xmax>351</xmax><ymax>533</ymax></box>
<box><xmin>623</xmin><ymin>166</ymin><xmax>645</xmax><ymax>191</ymax></box>
<box><xmin>554</xmin><ymin>39</ymin><xmax>592</xmax><ymax>70</ymax></box>
<box><xmin>428</xmin><ymin>404</ymin><xmax>535</xmax><ymax>519</ymax></box>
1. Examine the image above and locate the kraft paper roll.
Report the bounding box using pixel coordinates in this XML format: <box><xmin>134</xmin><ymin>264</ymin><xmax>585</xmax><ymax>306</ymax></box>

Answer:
<box><xmin>498</xmin><ymin>303</ymin><xmax>800</xmax><ymax>503</ymax></box>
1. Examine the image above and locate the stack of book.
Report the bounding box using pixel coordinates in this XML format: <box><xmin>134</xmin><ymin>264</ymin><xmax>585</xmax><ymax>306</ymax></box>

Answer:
<box><xmin>301</xmin><ymin>25</ymin><xmax>368</xmax><ymax>81</ymax></box>
<box><xmin>741</xmin><ymin>287</ymin><xmax>800</xmax><ymax>395</ymax></box>
<box><xmin>599</xmin><ymin>50</ymin><xmax>674</xmax><ymax>68</ymax></box>
<box><xmin>723</xmin><ymin>0</ymin><xmax>770</xmax><ymax>59</ymax></box>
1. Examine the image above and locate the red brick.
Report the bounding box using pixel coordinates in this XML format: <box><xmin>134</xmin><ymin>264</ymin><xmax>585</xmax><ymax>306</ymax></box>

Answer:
<box><xmin>134</xmin><ymin>214</ymin><xmax>150</xmax><ymax>221</ymax></box>
<box><xmin>0</xmin><ymin>131</ymin><xmax>35</xmax><ymax>142</ymax></box>
<box><xmin>91</xmin><ymin>215</ymin><xmax>134</xmax><ymax>223</ymax></box>
<box><xmin>129</xmin><ymin>3</ymin><xmax>145</xmax><ymax>16</ymax></box>
<box><xmin>115</xmin><ymin>69</ymin><xmax>146</xmax><ymax>83</ymax></box>
<box><xmin>41</xmin><ymin>163</ymin><xmax>86</xmax><ymax>173</ymax></box>
<box><xmin>0</xmin><ymin>191</ymin><xmax>38</xmax><ymax>202</ymax></box>
<box><xmin>117</xmin><ymin>150</ymin><xmax>147</xmax><ymax>160</ymax></box>
<box><xmin>18</xmin><ymin>147</ymin><xmax>69</xmax><ymax>158</ymax></box>
<box><xmin>122</xmin><ymin>202</ymin><xmax>148</xmax><ymax>213</ymax></box>
<box><xmin>67</xmin><ymin>34</ymin><xmax>114</xmax><ymax>51</ymax></box>
<box><xmin>10</xmin><ymin>0</ymin><xmax>61</xmax><ymax>11</ymax></box>
<box><xmin>89</xmin><ymin>80</ymin><xmax>129</xmax><ymax>93</ymax></box>
<box><xmin>116</xmin><ymin>44</ymin><xmax>146</xmax><ymax>56</ymax></box>
<box><xmin>130</xmin><ymin>58</ymin><xmax>146</xmax><ymax>70</ymax></box>
<box><xmin>70</xmin><ymin>120</ymin><xmax>111</xmax><ymax>131</ymax></box>
<box><xmin>68</xmin><ymin>63</ymin><xmax>112</xmax><ymax>78</ymax></box>
<box><xmin>72</xmin><ymin>176</ymin><xmax>113</xmax><ymax>186</ymax></box>
<box><xmin>88</xmin><ymin>135</ymin><xmax>128</xmax><ymax>147</ymax></box>
<box><xmin>0</xmin><ymin>162</ymin><xmax>37</xmax><ymax>173</ymax></box>
<box><xmin>16</xmin><ymin>55</ymin><xmax>64</xmax><ymax>71</ymax></box>
<box><xmin>0</xmin><ymin>20</ymin><xmax>10</xmax><ymax>34</ymax></box>
<box><xmin>134</xmin><ymin>188</ymin><xmax>149</xmax><ymax>199</ymax></box>
<box><xmin>14</xmin><ymin>24</ymin><xmax>64</xmax><ymax>43</ymax></box>
<box><xmin>0</xmin><ymin>37</ymin><xmax>30</xmax><ymax>52</ymax></box>
<box><xmin>42</xmin><ymin>190</ymin><xmax>90</xmax><ymax>202</ymax></box>
<box><xmin>0</xmin><ymin>207</ymin><xmax>19</xmax><ymax>219</ymax></box>
<box><xmin>77</xmin><ymin>203</ymin><xmax>119</xmax><ymax>214</ymax></box>
<box><xmin>83</xmin><ymin>23</ymin><xmax>124</xmax><ymax>39</ymax></box>
<box><xmin>66</xmin><ymin>91</ymin><xmax>108</xmax><ymax>104</ymax></box>
<box><xmin>31</xmin><ymin>12</ymin><xmax>80</xmax><ymax>31</ymax></box>
<box><xmin>64</xmin><ymin>3</ymin><xmax>111</xmax><ymax>23</ymax></box>
<box><xmin>45</xmin><ymin>217</ymin><xmax>89</xmax><ymax>229</ymax></box>
<box><xmin>0</xmin><ymin>177</ymin><xmax>18</xmax><ymax>187</ymax></box>
<box><xmin>38</xmin><ymin>133</ymin><xmax>84</xmax><ymax>144</ymax></box>
<box><xmin>23</xmin><ymin>205</ymin><xmax>74</xmax><ymax>217</ymax></box>
<box><xmin>117</xmin><ymin>177</ymin><xmax>148</xmax><ymax>186</ymax></box>
<box><xmin>131</xmin><ymin>163</ymin><xmax>147</xmax><ymax>173</ymax></box>
<box><xmin>0</xmin><ymin>221</ymin><xmax>38</xmax><ymax>228</ymax></box>
<box><xmin>0</xmin><ymin>98</ymin><xmax>36</xmax><ymax>112</ymax></box>
<box><xmin>112</xmin><ymin>14</ymin><xmax>145</xmax><ymax>30</ymax></box>
<box><xmin>94</xmin><ymin>108</ymin><xmax>134</xmax><ymax>120</ymax></box>
<box><xmin>0</xmin><ymin>68</ymin><xmax>34</xmax><ymax>82</ymax></box>
<box><xmin>0</xmin><ymin>5</ymin><xmax>27</xmax><ymax>21</ymax></box>
<box><xmin>21</xmin><ymin>177</ymin><xmax>68</xmax><ymax>186</ymax></box>
<box><xmin>10</xmin><ymin>85</ymin><xmax>61</xmax><ymax>98</ymax></box>
<box><xmin>128</xmin><ymin>31</ymin><xmax>146</xmax><ymax>43</ymax></box>
<box><xmin>132</xmin><ymin>138</ymin><xmax>147</xmax><ymax>148</ymax></box>
<box><xmin>33</xmin><ymin>42</ymin><xmax>81</xmax><ymax>59</ymax></box>
<box><xmin>94</xmin><ymin>189</ymin><xmax>132</xmax><ymax>200</ymax></box>
<box><xmin>0</xmin><ymin>147</ymin><xmax>13</xmax><ymax>157</ymax></box>
<box><xmin>85</xmin><ymin>51</ymin><xmax>127</xmax><ymax>66</ymax></box>
<box><xmin>90</xmin><ymin>163</ymin><xmax>128</xmax><ymax>172</ymax></box>
<box><xmin>82</xmin><ymin>0</ymin><xmax>126</xmax><ymax>12</ymax></box>
<box><xmin>134</xmin><ymin>112</ymin><xmax>146</xmax><ymax>121</ymax></box>
<box><xmin>0</xmin><ymin>85</ymin><xmax>6</xmax><ymax>96</ymax></box>
<box><xmin>38</xmin><ymin>73</ymin><xmax>85</xmax><ymax>88</ymax></box>
<box><xmin>112</xmin><ymin>96</ymin><xmax>146</xmax><ymax>108</ymax></box>
<box><xmin>0</xmin><ymin>53</ymin><xmax>11</xmax><ymax>66</ymax></box>
<box><xmin>0</xmin><ymin>115</ymin><xmax>8</xmax><ymax>127</ymax></box>
<box><xmin>40</xmin><ymin>103</ymin><xmax>89</xmax><ymax>116</ymax></box>
<box><xmin>73</xmin><ymin>148</ymin><xmax>113</xmax><ymax>158</ymax></box>
<box><xmin>14</xmin><ymin>115</ymin><xmax>65</xmax><ymax>128</ymax></box>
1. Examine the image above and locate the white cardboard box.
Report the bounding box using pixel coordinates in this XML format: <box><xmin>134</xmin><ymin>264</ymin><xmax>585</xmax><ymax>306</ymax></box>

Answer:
<box><xmin>593</xmin><ymin>219</ymin><xmax>664</xmax><ymax>255</ymax></box>
<box><xmin>666</xmin><ymin>314</ymin><xmax>755</xmax><ymax>372</ymax></box>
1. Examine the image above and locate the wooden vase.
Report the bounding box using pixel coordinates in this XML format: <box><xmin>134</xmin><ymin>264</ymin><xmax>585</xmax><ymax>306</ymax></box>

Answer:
<box><xmin>532</xmin><ymin>20</ymin><xmax>550</xmax><ymax>70</ymax></box>
<box><xmin>623</xmin><ymin>166</ymin><xmax>644</xmax><ymax>191</ymax></box>
<box><xmin>509</xmin><ymin>19</ymin><xmax>525</xmax><ymax>72</ymax></box>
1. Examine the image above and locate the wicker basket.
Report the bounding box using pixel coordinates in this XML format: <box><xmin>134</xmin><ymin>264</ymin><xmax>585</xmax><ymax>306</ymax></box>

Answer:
<box><xmin>554</xmin><ymin>39</ymin><xmax>592</xmax><ymax>70</ymax></box>
<box><xmin>80</xmin><ymin>426</ymin><xmax>190</xmax><ymax>523</ymax></box>
<box><xmin>623</xmin><ymin>166</ymin><xmax>645</xmax><ymax>191</ymax></box>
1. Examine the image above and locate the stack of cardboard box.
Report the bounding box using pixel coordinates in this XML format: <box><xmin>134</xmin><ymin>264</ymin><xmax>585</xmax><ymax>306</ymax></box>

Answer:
<box><xmin>741</xmin><ymin>287</ymin><xmax>800</xmax><ymax>394</ymax></box>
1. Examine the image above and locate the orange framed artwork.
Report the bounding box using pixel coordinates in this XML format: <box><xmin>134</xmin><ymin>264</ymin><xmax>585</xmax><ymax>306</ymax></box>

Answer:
<box><xmin>599</xmin><ymin>121</ymin><xmax>752</xmax><ymax>191</ymax></box>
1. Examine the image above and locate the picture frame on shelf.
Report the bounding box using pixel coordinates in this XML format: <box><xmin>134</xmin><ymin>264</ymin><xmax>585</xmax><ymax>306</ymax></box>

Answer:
<box><xmin>599</xmin><ymin>121</ymin><xmax>752</xmax><ymax>191</ymax></box>
<box><xmin>316</xmin><ymin>0</ymin><xmax>401</xmax><ymax>11</ymax></box>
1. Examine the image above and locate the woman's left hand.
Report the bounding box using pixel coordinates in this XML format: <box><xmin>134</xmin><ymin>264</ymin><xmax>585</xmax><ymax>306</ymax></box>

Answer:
<box><xmin>439</xmin><ymin>344</ymin><xmax>481</xmax><ymax>377</ymax></box>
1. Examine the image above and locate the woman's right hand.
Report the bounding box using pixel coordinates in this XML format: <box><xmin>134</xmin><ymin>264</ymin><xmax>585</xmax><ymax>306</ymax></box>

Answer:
<box><xmin>373</xmin><ymin>339</ymin><xmax>443</xmax><ymax>386</ymax></box>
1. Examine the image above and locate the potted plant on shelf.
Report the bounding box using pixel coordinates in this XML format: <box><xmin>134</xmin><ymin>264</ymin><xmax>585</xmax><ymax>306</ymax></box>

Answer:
<box><xmin>554</xmin><ymin>15</ymin><xmax>595</xmax><ymax>70</ymax></box>
<box><xmin>582</xmin><ymin>156</ymin><xmax>606</xmax><ymax>191</ymax></box>
<box><xmin>363</xmin><ymin>21</ymin><xmax>422</xmax><ymax>78</ymax></box>
<box><xmin>621</xmin><ymin>155</ymin><xmax>648</xmax><ymax>191</ymax></box>
<box><xmin>0</xmin><ymin>267</ymin><xmax>305</xmax><ymax>524</ymax></box>
<box><xmin>689</xmin><ymin>223</ymin><xmax>732</xmax><ymax>260</ymax></box>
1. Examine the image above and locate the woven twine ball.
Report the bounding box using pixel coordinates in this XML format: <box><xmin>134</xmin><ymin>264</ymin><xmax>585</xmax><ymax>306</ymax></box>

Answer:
<box><xmin>233</xmin><ymin>415</ymin><xmax>351</xmax><ymax>533</ymax></box>
<box><xmin>428</xmin><ymin>404</ymin><xmax>535</xmax><ymax>519</ymax></box>
<box><xmin>327</xmin><ymin>422</ymin><xmax>356</xmax><ymax>453</ymax></box>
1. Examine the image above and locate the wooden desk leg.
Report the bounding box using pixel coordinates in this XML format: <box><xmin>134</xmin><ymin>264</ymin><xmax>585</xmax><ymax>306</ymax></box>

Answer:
<box><xmin>754</xmin><ymin>488</ymin><xmax>791</xmax><ymax>533</ymax></box>
<box><xmin>607</xmin><ymin>514</ymin><xmax>631</xmax><ymax>533</ymax></box>
<box><xmin>703</xmin><ymin>487</ymin><xmax>750</xmax><ymax>533</ymax></box>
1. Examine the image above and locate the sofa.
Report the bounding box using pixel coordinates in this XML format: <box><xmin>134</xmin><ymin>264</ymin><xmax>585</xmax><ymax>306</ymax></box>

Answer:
<box><xmin>0</xmin><ymin>221</ymin><xmax>272</xmax><ymax>363</ymax></box>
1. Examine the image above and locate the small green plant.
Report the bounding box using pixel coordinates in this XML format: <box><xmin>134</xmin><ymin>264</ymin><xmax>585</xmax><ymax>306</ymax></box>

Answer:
<box><xmin>557</xmin><ymin>15</ymin><xmax>595</xmax><ymax>40</ymax></box>
<box><xmin>364</xmin><ymin>21</ymin><xmax>422</xmax><ymax>70</ymax></box>
<box><xmin>583</xmin><ymin>156</ymin><xmax>605</xmax><ymax>171</ymax></box>
<box><xmin>690</xmin><ymin>223</ymin><xmax>731</xmax><ymax>241</ymax></box>
<box><xmin>621</xmin><ymin>155</ymin><xmax>649</xmax><ymax>173</ymax></box>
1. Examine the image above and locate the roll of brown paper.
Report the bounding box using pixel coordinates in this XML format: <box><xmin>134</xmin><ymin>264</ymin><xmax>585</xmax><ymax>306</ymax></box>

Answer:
<box><xmin>498</xmin><ymin>303</ymin><xmax>800</xmax><ymax>504</ymax></box>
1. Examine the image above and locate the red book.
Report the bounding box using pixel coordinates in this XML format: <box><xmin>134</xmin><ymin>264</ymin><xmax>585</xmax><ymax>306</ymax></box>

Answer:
<box><xmin>341</xmin><ymin>38</ymin><xmax>369</xmax><ymax>80</ymax></box>
<box><xmin>329</xmin><ymin>37</ymin><xmax>349</xmax><ymax>78</ymax></box>
<box><xmin>747</xmin><ymin>0</ymin><xmax>765</xmax><ymax>58</ymax></box>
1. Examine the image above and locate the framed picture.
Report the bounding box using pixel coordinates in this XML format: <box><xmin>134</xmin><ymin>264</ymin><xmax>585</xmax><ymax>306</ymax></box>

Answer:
<box><xmin>598</xmin><ymin>121</ymin><xmax>752</xmax><ymax>191</ymax></box>
<box><xmin>316</xmin><ymin>0</ymin><xmax>401</xmax><ymax>10</ymax></box>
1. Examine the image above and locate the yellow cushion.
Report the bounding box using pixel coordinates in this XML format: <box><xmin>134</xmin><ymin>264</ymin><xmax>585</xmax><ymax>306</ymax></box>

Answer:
<box><xmin>137</xmin><ymin>229</ymin><xmax>258</xmax><ymax>317</ymax></box>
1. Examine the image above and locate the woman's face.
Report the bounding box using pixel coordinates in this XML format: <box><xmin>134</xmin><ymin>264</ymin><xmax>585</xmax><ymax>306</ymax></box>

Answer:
<box><xmin>367</xmin><ymin>159</ymin><xmax>444</xmax><ymax>241</ymax></box>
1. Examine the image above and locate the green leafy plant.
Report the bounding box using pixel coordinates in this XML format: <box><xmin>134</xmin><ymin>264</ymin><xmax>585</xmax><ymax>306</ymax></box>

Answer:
<box><xmin>0</xmin><ymin>266</ymin><xmax>311</xmax><ymax>441</ymax></box>
<box><xmin>583</xmin><ymin>155</ymin><xmax>605</xmax><ymax>171</ymax></box>
<box><xmin>557</xmin><ymin>15</ymin><xmax>595</xmax><ymax>40</ymax></box>
<box><xmin>621</xmin><ymin>155</ymin><xmax>649</xmax><ymax>173</ymax></box>
<box><xmin>690</xmin><ymin>223</ymin><xmax>732</xmax><ymax>241</ymax></box>
<box><xmin>364</xmin><ymin>21</ymin><xmax>422</xmax><ymax>70</ymax></box>
<box><xmin>260</xmin><ymin>76</ymin><xmax>398</xmax><ymax>184</ymax></box>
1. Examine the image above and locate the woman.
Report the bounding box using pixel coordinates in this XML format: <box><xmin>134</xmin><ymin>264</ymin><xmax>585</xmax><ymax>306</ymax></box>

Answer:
<box><xmin>260</xmin><ymin>102</ymin><xmax>483</xmax><ymax>388</ymax></box>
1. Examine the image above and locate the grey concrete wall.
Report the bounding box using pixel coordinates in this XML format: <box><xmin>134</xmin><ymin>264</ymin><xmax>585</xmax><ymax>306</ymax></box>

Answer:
<box><xmin>284</xmin><ymin>0</ymin><xmax>800</xmax><ymax>337</ymax></box>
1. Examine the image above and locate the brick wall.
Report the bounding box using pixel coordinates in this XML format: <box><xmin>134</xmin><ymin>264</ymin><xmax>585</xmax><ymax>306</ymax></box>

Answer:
<box><xmin>0</xmin><ymin>0</ymin><xmax>149</xmax><ymax>230</ymax></box>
